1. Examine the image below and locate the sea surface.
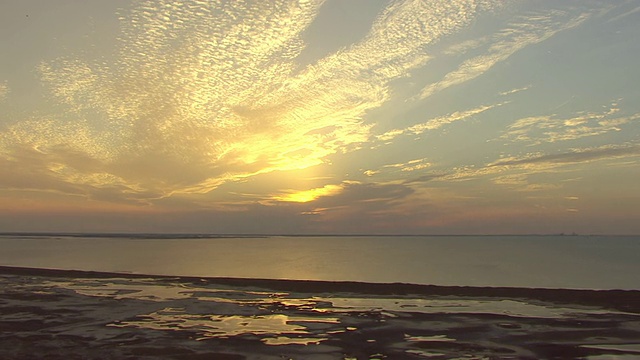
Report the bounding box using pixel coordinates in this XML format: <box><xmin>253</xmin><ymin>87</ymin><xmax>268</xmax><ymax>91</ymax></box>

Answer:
<box><xmin>0</xmin><ymin>234</ymin><xmax>638</xmax><ymax>290</ymax></box>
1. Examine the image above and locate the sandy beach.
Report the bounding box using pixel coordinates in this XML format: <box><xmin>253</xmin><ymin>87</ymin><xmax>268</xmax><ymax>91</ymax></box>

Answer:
<box><xmin>1</xmin><ymin>266</ymin><xmax>640</xmax><ymax>359</ymax></box>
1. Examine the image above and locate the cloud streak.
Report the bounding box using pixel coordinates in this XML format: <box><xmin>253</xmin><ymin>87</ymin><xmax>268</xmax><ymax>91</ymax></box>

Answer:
<box><xmin>488</xmin><ymin>145</ymin><xmax>640</xmax><ymax>168</ymax></box>
<box><xmin>0</xmin><ymin>81</ymin><xmax>7</xmax><ymax>101</ymax></box>
<box><xmin>501</xmin><ymin>102</ymin><xmax>639</xmax><ymax>145</ymax></box>
<box><xmin>404</xmin><ymin>144</ymin><xmax>640</xmax><ymax>187</ymax></box>
<box><xmin>378</xmin><ymin>102</ymin><xmax>502</xmax><ymax>142</ymax></box>
<box><xmin>418</xmin><ymin>7</ymin><xmax>596</xmax><ymax>100</ymax></box>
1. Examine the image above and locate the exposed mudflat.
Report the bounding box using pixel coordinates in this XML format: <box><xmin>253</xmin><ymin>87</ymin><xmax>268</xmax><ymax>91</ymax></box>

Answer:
<box><xmin>1</xmin><ymin>266</ymin><xmax>640</xmax><ymax>359</ymax></box>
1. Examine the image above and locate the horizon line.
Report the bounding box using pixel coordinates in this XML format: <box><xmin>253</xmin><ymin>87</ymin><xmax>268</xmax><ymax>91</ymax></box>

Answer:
<box><xmin>1</xmin><ymin>231</ymin><xmax>638</xmax><ymax>238</ymax></box>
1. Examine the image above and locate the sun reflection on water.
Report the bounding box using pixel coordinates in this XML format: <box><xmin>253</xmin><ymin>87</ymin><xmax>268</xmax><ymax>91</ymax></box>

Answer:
<box><xmin>27</xmin><ymin>274</ymin><xmax>640</xmax><ymax>357</ymax></box>
<box><xmin>110</xmin><ymin>308</ymin><xmax>341</xmax><ymax>346</ymax></box>
<box><xmin>5</xmin><ymin>273</ymin><xmax>640</xmax><ymax>358</ymax></box>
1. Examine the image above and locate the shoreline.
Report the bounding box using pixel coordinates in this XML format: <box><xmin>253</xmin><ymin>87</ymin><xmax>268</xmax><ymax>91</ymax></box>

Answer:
<box><xmin>2</xmin><ymin>265</ymin><xmax>640</xmax><ymax>313</ymax></box>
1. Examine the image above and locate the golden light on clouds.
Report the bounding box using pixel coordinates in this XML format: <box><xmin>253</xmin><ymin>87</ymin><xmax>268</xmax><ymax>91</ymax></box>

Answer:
<box><xmin>1</xmin><ymin>0</ymin><xmax>640</xmax><ymax>234</ymax></box>
<box><xmin>3</xmin><ymin>0</ymin><xmax>489</xmax><ymax>201</ymax></box>
<box><xmin>273</xmin><ymin>184</ymin><xmax>343</xmax><ymax>203</ymax></box>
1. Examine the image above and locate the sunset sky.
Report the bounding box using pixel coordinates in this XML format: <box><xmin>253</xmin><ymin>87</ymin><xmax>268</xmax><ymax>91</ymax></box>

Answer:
<box><xmin>1</xmin><ymin>0</ymin><xmax>639</xmax><ymax>234</ymax></box>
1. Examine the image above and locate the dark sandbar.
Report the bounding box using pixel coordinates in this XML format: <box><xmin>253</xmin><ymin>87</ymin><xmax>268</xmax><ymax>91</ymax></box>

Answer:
<box><xmin>1</xmin><ymin>266</ymin><xmax>640</xmax><ymax>359</ymax></box>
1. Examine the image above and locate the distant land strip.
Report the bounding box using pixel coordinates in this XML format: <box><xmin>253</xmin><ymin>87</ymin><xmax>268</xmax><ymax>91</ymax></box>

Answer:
<box><xmin>2</xmin><ymin>232</ymin><xmax>638</xmax><ymax>238</ymax></box>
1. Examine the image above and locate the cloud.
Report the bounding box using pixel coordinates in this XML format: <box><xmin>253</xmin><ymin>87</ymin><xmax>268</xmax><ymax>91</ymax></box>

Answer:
<box><xmin>0</xmin><ymin>0</ymin><xmax>505</xmax><ymax>204</ymax></box>
<box><xmin>377</xmin><ymin>102</ymin><xmax>502</xmax><ymax>141</ymax></box>
<box><xmin>441</xmin><ymin>36</ymin><xmax>490</xmax><ymax>56</ymax></box>
<box><xmin>272</xmin><ymin>183</ymin><xmax>343</xmax><ymax>203</ymax></box>
<box><xmin>404</xmin><ymin>144</ymin><xmax>640</xmax><ymax>188</ymax></box>
<box><xmin>288</xmin><ymin>181</ymin><xmax>417</xmax><ymax>232</ymax></box>
<box><xmin>0</xmin><ymin>144</ymin><xmax>164</xmax><ymax>205</ymax></box>
<box><xmin>237</xmin><ymin>179</ymin><xmax>418</xmax><ymax>232</ymax></box>
<box><xmin>404</xmin><ymin>172</ymin><xmax>448</xmax><ymax>184</ymax></box>
<box><xmin>487</xmin><ymin>144</ymin><xmax>640</xmax><ymax>168</ymax></box>
<box><xmin>270</xmin><ymin>179</ymin><xmax>414</xmax><ymax>207</ymax></box>
<box><xmin>394</xmin><ymin>159</ymin><xmax>432</xmax><ymax>172</ymax></box>
<box><xmin>418</xmin><ymin>7</ymin><xmax>596</xmax><ymax>100</ymax></box>
<box><xmin>501</xmin><ymin>102</ymin><xmax>639</xmax><ymax>145</ymax></box>
<box><xmin>499</xmin><ymin>85</ymin><xmax>531</xmax><ymax>96</ymax></box>
<box><xmin>0</xmin><ymin>81</ymin><xmax>7</xmax><ymax>101</ymax></box>
<box><xmin>605</xmin><ymin>3</ymin><xmax>640</xmax><ymax>23</ymax></box>
<box><xmin>492</xmin><ymin>174</ymin><xmax>528</xmax><ymax>186</ymax></box>
<box><xmin>364</xmin><ymin>158</ymin><xmax>431</xmax><ymax>177</ymax></box>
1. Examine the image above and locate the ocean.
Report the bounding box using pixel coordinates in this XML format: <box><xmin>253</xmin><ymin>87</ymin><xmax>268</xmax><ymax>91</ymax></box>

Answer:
<box><xmin>0</xmin><ymin>234</ymin><xmax>638</xmax><ymax>290</ymax></box>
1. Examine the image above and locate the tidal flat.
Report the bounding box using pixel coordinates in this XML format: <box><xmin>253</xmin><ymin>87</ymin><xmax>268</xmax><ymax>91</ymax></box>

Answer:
<box><xmin>1</xmin><ymin>266</ymin><xmax>640</xmax><ymax>359</ymax></box>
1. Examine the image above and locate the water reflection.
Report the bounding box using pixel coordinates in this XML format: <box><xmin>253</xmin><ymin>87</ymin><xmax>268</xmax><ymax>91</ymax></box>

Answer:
<box><xmin>43</xmin><ymin>276</ymin><xmax>640</xmax><ymax>345</ymax></box>
<box><xmin>3</xmin><ymin>273</ymin><xmax>640</xmax><ymax>359</ymax></box>
<box><xmin>110</xmin><ymin>310</ymin><xmax>335</xmax><ymax>343</ymax></box>
<box><xmin>2</xmin><ymin>235</ymin><xmax>640</xmax><ymax>289</ymax></box>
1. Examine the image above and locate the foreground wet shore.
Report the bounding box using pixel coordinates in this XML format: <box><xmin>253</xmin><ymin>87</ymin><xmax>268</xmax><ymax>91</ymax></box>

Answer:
<box><xmin>1</xmin><ymin>266</ymin><xmax>639</xmax><ymax>359</ymax></box>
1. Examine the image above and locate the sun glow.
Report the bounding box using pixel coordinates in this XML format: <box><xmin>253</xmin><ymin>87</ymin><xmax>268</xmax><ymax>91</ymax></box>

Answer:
<box><xmin>273</xmin><ymin>184</ymin><xmax>343</xmax><ymax>203</ymax></box>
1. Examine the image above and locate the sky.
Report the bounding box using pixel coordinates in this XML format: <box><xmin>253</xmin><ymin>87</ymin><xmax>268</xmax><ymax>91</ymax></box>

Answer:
<box><xmin>0</xmin><ymin>0</ymin><xmax>639</xmax><ymax>235</ymax></box>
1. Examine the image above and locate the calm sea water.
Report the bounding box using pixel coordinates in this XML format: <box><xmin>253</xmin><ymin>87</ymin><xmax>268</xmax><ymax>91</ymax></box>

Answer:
<box><xmin>0</xmin><ymin>234</ymin><xmax>638</xmax><ymax>290</ymax></box>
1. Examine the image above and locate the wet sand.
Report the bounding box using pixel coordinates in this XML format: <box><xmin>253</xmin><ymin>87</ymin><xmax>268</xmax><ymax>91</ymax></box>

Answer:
<box><xmin>1</xmin><ymin>266</ymin><xmax>640</xmax><ymax>359</ymax></box>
